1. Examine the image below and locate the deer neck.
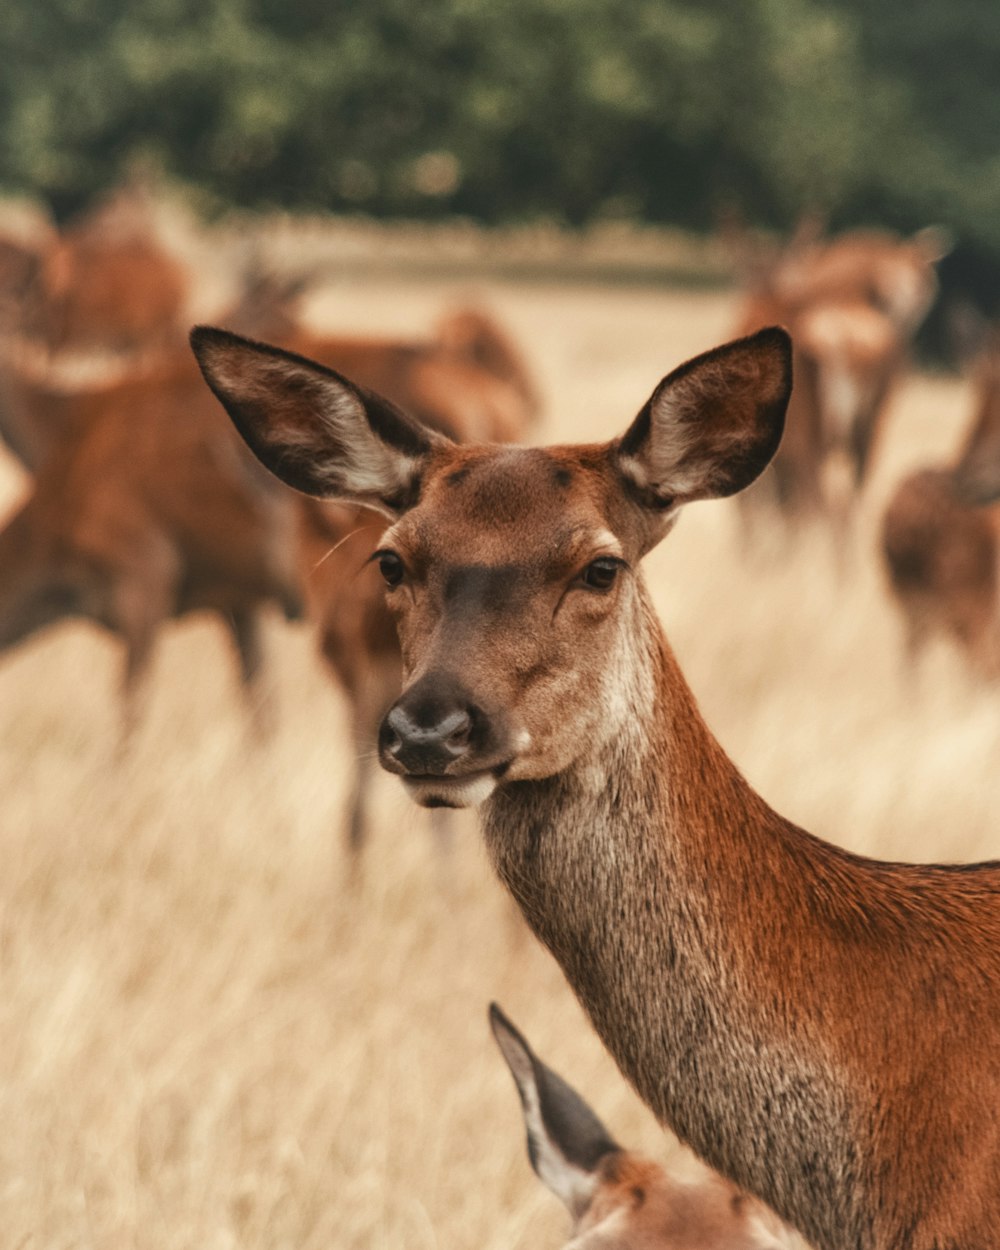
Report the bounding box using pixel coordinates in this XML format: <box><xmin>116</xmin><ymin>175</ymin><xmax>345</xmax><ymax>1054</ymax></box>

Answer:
<box><xmin>480</xmin><ymin>581</ymin><xmax>868</xmax><ymax>1250</ymax></box>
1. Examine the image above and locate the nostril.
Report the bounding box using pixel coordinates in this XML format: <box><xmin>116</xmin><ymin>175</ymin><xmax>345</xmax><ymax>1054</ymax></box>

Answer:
<box><xmin>440</xmin><ymin>709</ymin><xmax>473</xmax><ymax>754</ymax></box>
<box><xmin>381</xmin><ymin>708</ymin><xmax>406</xmax><ymax>757</ymax></box>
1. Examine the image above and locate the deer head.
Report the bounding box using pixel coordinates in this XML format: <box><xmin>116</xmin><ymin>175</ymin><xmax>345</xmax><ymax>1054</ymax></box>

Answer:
<box><xmin>191</xmin><ymin>325</ymin><xmax>791</xmax><ymax>809</ymax></box>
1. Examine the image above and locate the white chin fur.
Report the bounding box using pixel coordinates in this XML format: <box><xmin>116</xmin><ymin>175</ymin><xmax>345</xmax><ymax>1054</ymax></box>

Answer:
<box><xmin>402</xmin><ymin>772</ymin><xmax>499</xmax><ymax>809</ymax></box>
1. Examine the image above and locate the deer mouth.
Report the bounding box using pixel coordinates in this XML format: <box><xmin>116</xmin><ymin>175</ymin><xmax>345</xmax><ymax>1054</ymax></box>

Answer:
<box><xmin>400</xmin><ymin>764</ymin><xmax>511</xmax><ymax>809</ymax></box>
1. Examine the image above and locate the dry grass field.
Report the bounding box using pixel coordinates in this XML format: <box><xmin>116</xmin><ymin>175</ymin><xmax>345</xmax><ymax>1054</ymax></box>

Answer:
<box><xmin>1</xmin><ymin>277</ymin><xmax>998</xmax><ymax>1250</ymax></box>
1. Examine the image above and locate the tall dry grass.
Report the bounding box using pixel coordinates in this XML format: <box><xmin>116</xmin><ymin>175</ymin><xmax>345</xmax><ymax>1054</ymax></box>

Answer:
<box><xmin>0</xmin><ymin>281</ymin><xmax>997</xmax><ymax>1249</ymax></box>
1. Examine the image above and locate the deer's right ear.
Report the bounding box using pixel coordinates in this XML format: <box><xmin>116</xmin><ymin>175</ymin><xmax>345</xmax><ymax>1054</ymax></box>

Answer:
<box><xmin>190</xmin><ymin>326</ymin><xmax>447</xmax><ymax>516</ymax></box>
<box><xmin>614</xmin><ymin>326</ymin><xmax>792</xmax><ymax>517</ymax></box>
<box><xmin>490</xmin><ymin>1003</ymin><xmax>620</xmax><ymax>1219</ymax></box>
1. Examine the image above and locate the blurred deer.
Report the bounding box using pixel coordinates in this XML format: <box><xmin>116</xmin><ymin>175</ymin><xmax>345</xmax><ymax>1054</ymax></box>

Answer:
<box><xmin>490</xmin><ymin>1004</ymin><xmax>800</xmax><ymax>1249</ymax></box>
<box><xmin>737</xmin><ymin>226</ymin><xmax>947</xmax><ymax>521</ymax></box>
<box><xmin>194</xmin><ymin>322</ymin><xmax>1000</xmax><ymax>1249</ymax></box>
<box><xmin>769</xmin><ymin>227</ymin><xmax>948</xmax><ymax>336</ymax></box>
<box><xmin>284</xmin><ymin>305</ymin><xmax>539</xmax><ymax>445</ymax></box>
<box><xmin>0</xmin><ymin>354</ymin><xmax>302</xmax><ymax>735</ymax></box>
<box><xmin>882</xmin><ymin>333</ymin><xmax>1000</xmax><ymax>674</ymax></box>
<box><xmin>31</xmin><ymin>179</ymin><xmax>192</xmax><ymax>355</ymax></box>
<box><xmin>0</xmin><ymin>181</ymin><xmax>199</xmax><ymax>470</ymax></box>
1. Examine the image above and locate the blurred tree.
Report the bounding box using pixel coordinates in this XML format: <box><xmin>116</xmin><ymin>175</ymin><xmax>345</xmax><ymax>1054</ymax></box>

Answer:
<box><xmin>0</xmin><ymin>0</ymin><xmax>883</xmax><ymax>225</ymax></box>
<box><xmin>0</xmin><ymin>0</ymin><xmax>997</xmax><ymax>322</ymax></box>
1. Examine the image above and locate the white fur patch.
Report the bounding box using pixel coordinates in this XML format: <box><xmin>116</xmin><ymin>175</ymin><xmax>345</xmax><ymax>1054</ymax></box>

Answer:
<box><xmin>402</xmin><ymin>772</ymin><xmax>498</xmax><ymax>808</ymax></box>
<box><xmin>591</xmin><ymin>530</ymin><xmax>623</xmax><ymax>558</ymax></box>
<box><xmin>518</xmin><ymin>1078</ymin><xmax>597</xmax><ymax>1217</ymax></box>
<box><xmin>819</xmin><ymin>364</ymin><xmax>861</xmax><ymax>440</ymax></box>
<box><xmin>618</xmin><ymin>381</ymin><xmax>701</xmax><ymax>498</ymax></box>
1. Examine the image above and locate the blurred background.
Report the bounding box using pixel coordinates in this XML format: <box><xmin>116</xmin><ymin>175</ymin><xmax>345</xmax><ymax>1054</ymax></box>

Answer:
<box><xmin>1</xmin><ymin>3</ymin><xmax>1000</xmax><ymax>1248</ymax></box>
<box><xmin>5</xmin><ymin>0</ymin><xmax>1000</xmax><ymax>335</ymax></box>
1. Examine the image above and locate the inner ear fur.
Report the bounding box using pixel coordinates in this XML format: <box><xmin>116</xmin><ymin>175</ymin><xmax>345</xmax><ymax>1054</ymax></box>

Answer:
<box><xmin>190</xmin><ymin>325</ymin><xmax>446</xmax><ymax>513</ymax></box>
<box><xmin>616</xmin><ymin>326</ymin><xmax>792</xmax><ymax>507</ymax></box>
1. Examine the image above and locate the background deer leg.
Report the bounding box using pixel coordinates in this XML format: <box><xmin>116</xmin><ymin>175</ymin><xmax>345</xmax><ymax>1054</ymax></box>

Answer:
<box><xmin>346</xmin><ymin>749</ymin><xmax>373</xmax><ymax>861</ymax></box>
<box><xmin>112</xmin><ymin>544</ymin><xmax>178</xmax><ymax>751</ymax></box>
<box><xmin>226</xmin><ymin>607</ymin><xmax>273</xmax><ymax>735</ymax></box>
<box><xmin>848</xmin><ymin>371</ymin><xmax>895</xmax><ymax>490</ymax></box>
<box><xmin>118</xmin><ymin>610</ymin><xmax>164</xmax><ymax>751</ymax></box>
<box><xmin>345</xmin><ymin>655</ymin><xmax>403</xmax><ymax>862</ymax></box>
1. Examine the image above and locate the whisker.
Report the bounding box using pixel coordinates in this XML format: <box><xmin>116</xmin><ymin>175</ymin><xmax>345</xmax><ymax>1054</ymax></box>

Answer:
<box><xmin>311</xmin><ymin>526</ymin><xmax>371</xmax><ymax>573</ymax></box>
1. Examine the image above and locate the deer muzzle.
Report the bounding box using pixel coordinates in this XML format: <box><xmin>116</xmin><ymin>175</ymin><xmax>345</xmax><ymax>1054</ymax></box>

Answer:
<box><xmin>377</xmin><ymin>674</ymin><xmax>513</xmax><ymax>808</ymax></box>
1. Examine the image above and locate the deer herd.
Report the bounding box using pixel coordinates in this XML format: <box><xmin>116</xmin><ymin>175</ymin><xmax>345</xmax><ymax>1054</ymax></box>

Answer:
<box><xmin>3</xmin><ymin>183</ymin><xmax>1000</xmax><ymax>1248</ymax></box>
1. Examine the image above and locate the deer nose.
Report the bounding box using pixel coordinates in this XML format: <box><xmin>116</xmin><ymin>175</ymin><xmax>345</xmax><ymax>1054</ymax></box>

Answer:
<box><xmin>380</xmin><ymin>703</ymin><xmax>474</xmax><ymax>775</ymax></box>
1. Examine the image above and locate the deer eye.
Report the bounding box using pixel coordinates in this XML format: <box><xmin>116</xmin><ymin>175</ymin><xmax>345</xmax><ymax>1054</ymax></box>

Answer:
<box><xmin>579</xmin><ymin>557</ymin><xmax>622</xmax><ymax>591</ymax></box>
<box><xmin>376</xmin><ymin>550</ymin><xmax>405</xmax><ymax>588</ymax></box>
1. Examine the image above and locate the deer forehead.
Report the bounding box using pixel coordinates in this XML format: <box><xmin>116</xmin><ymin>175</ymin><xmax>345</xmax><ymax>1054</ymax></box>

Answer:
<box><xmin>388</xmin><ymin>444</ymin><xmax>630</xmax><ymax>571</ymax></box>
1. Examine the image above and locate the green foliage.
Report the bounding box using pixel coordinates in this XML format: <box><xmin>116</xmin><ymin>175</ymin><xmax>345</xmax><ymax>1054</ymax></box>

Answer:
<box><xmin>0</xmin><ymin>0</ymin><xmax>997</xmax><ymax>277</ymax></box>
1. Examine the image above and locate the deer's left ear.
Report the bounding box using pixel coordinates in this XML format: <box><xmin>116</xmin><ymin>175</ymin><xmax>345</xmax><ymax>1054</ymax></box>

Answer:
<box><xmin>615</xmin><ymin>326</ymin><xmax>792</xmax><ymax>510</ymax></box>
<box><xmin>190</xmin><ymin>326</ymin><xmax>448</xmax><ymax>517</ymax></box>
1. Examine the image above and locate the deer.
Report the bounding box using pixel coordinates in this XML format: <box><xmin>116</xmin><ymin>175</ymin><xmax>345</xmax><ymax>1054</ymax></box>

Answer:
<box><xmin>490</xmin><ymin>1003</ymin><xmax>801</xmax><ymax>1249</ymax></box>
<box><xmin>0</xmin><ymin>352</ymin><xmax>302</xmax><ymax>734</ymax></box>
<box><xmin>192</xmin><ymin>321</ymin><xmax>1000</xmax><ymax>1250</ymax></box>
<box><xmin>736</xmin><ymin>227</ymin><xmax>946</xmax><ymax>522</ymax></box>
<box><xmin>882</xmin><ymin>334</ymin><xmax>1000</xmax><ymax>674</ymax></box>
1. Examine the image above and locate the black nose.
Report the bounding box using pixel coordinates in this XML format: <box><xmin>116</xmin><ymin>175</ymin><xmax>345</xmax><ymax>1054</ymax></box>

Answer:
<box><xmin>380</xmin><ymin>702</ymin><xmax>474</xmax><ymax>775</ymax></box>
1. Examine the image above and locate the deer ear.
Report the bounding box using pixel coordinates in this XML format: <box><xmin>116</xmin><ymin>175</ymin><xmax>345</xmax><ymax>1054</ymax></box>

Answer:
<box><xmin>490</xmin><ymin>1003</ymin><xmax>620</xmax><ymax>1218</ymax></box>
<box><xmin>190</xmin><ymin>326</ymin><xmax>448</xmax><ymax>516</ymax></box>
<box><xmin>912</xmin><ymin>224</ymin><xmax>953</xmax><ymax>264</ymax></box>
<box><xmin>615</xmin><ymin>326</ymin><xmax>792</xmax><ymax>511</ymax></box>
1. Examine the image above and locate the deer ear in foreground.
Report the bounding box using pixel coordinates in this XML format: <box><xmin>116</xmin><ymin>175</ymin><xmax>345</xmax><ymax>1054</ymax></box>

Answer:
<box><xmin>489</xmin><ymin>1004</ymin><xmax>798</xmax><ymax>1249</ymax></box>
<box><xmin>189</xmin><ymin>325</ymin><xmax>451</xmax><ymax>516</ymax></box>
<box><xmin>489</xmin><ymin>1002</ymin><xmax>621</xmax><ymax>1220</ymax></box>
<box><xmin>615</xmin><ymin>326</ymin><xmax>792</xmax><ymax>518</ymax></box>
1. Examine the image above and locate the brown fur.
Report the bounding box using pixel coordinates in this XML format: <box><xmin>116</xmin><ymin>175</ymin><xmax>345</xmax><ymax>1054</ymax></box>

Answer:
<box><xmin>192</xmin><ymin>324</ymin><xmax>1000</xmax><ymax>1250</ymax></box>
<box><xmin>0</xmin><ymin>258</ymin><xmax>322</xmax><ymax>473</ymax></box>
<box><xmin>576</xmin><ymin>1154</ymin><xmax>792</xmax><ymax>1249</ymax></box>
<box><xmin>39</xmin><ymin>232</ymin><xmax>189</xmax><ymax>353</ymax></box>
<box><xmin>770</xmin><ymin>228</ymin><xmax>944</xmax><ymax>333</ymax></box>
<box><xmin>283</xmin><ymin>307</ymin><xmax>539</xmax><ymax>444</ymax></box>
